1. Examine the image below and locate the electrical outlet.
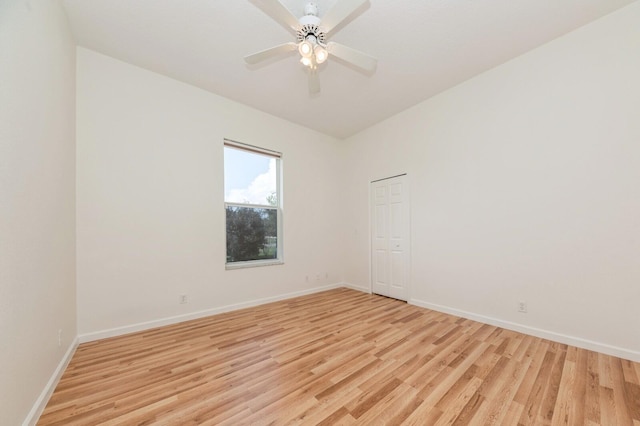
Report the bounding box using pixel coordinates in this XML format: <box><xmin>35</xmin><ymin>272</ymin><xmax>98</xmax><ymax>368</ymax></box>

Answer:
<box><xmin>58</xmin><ymin>329</ymin><xmax>62</xmax><ymax>347</ymax></box>
<box><xmin>518</xmin><ymin>301</ymin><xmax>527</xmax><ymax>313</ymax></box>
<box><xmin>179</xmin><ymin>294</ymin><xmax>188</xmax><ymax>304</ymax></box>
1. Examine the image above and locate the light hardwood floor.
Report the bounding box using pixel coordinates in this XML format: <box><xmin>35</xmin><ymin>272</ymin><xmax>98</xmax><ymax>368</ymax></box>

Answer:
<box><xmin>39</xmin><ymin>288</ymin><xmax>640</xmax><ymax>425</ymax></box>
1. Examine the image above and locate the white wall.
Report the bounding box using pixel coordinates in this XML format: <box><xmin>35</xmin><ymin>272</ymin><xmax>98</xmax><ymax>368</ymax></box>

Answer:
<box><xmin>342</xmin><ymin>2</ymin><xmax>640</xmax><ymax>360</ymax></box>
<box><xmin>0</xmin><ymin>1</ymin><xmax>77</xmax><ymax>424</ymax></box>
<box><xmin>76</xmin><ymin>48</ymin><xmax>345</xmax><ymax>337</ymax></box>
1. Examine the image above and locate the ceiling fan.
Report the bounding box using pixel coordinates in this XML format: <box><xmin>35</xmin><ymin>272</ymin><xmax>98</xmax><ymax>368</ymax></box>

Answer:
<box><xmin>244</xmin><ymin>0</ymin><xmax>377</xmax><ymax>94</ymax></box>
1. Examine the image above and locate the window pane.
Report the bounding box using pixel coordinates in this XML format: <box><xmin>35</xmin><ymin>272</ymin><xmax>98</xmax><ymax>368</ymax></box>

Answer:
<box><xmin>224</xmin><ymin>147</ymin><xmax>277</xmax><ymax>205</ymax></box>
<box><xmin>226</xmin><ymin>206</ymin><xmax>277</xmax><ymax>263</ymax></box>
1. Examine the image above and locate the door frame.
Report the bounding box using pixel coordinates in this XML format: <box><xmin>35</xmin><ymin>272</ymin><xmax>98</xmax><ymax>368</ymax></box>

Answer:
<box><xmin>369</xmin><ymin>173</ymin><xmax>411</xmax><ymax>301</ymax></box>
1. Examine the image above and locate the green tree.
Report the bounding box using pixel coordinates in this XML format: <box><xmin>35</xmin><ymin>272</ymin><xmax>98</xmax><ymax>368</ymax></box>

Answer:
<box><xmin>226</xmin><ymin>207</ymin><xmax>266</xmax><ymax>262</ymax></box>
<box><xmin>266</xmin><ymin>191</ymin><xmax>278</xmax><ymax>206</ymax></box>
<box><xmin>262</xmin><ymin>192</ymin><xmax>278</xmax><ymax>256</ymax></box>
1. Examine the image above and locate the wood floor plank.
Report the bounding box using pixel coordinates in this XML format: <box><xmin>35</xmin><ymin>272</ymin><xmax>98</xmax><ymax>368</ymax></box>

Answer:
<box><xmin>586</xmin><ymin>350</ymin><xmax>603</xmax><ymax>424</ymax></box>
<box><xmin>518</xmin><ymin>349</ymin><xmax>556</xmax><ymax>425</ymax></box>
<box><xmin>38</xmin><ymin>288</ymin><xmax>640</xmax><ymax>425</ymax></box>
<box><xmin>402</xmin><ymin>402</ymin><xmax>444</xmax><ymax>426</ymax></box>
<box><xmin>477</xmin><ymin>355</ymin><xmax>531</xmax><ymax>425</ymax></box>
<box><xmin>434</xmin><ymin>375</ymin><xmax>483</xmax><ymax>425</ymax></box>
<box><xmin>351</xmin><ymin>382</ymin><xmax>416</xmax><ymax>424</ymax></box>
<box><xmin>289</xmin><ymin>386</ymin><xmax>362</xmax><ymax>425</ymax></box>
<box><xmin>538</xmin><ymin>349</ymin><xmax>567</xmax><ymax>425</ymax></box>
<box><xmin>611</xmin><ymin>356</ymin><xmax>636</xmax><ymax>426</ymax></box>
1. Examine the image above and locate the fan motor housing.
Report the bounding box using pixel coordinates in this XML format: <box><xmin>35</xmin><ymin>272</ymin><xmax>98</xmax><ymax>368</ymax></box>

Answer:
<box><xmin>297</xmin><ymin>23</ymin><xmax>326</xmax><ymax>45</ymax></box>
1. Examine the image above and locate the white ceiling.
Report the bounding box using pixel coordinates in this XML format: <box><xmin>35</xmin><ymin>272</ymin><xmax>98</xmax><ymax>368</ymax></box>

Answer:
<box><xmin>62</xmin><ymin>0</ymin><xmax>636</xmax><ymax>139</ymax></box>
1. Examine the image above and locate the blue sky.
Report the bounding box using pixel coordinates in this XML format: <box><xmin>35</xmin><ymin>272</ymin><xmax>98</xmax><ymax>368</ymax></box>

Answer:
<box><xmin>224</xmin><ymin>147</ymin><xmax>276</xmax><ymax>205</ymax></box>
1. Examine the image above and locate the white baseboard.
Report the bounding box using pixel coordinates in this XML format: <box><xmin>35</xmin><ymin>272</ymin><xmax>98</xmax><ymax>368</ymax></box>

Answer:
<box><xmin>410</xmin><ymin>298</ymin><xmax>640</xmax><ymax>363</ymax></box>
<box><xmin>23</xmin><ymin>337</ymin><xmax>79</xmax><ymax>426</ymax></box>
<box><xmin>79</xmin><ymin>283</ymin><xmax>349</xmax><ymax>343</ymax></box>
<box><xmin>341</xmin><ymin>282</ymin><xmax>371</xmax><ymax>293</ymax></box>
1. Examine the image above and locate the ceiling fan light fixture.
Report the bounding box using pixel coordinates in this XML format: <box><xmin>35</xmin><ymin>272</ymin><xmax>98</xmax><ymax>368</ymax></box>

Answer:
<box><xmin>314</xmin><ymin>45</ymin><xmax>328</xmax><ymax>64</ymax></box>
<box><xmin>244</xmin><ymin>0</ymin><xmax>378</xmax><ymax>94</ymax></box>
<box><xmin>298</xmin><ymin>40</ymin><xmax>314</xmax><ymax>58</ymax></box>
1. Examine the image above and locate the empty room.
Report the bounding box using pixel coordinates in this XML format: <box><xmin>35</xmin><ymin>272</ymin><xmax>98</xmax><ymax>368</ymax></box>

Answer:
<box><xmin>2</xmin><ymin>0</ymin><xmax>639</xmax><ymax>424</ymax></box>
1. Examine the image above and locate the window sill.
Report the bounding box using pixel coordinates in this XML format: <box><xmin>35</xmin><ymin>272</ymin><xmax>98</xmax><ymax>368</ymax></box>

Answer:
<box><xmin>225</xmin><ymin>259</ymin><xmax>284</xmax><ymax>270</ymax></box>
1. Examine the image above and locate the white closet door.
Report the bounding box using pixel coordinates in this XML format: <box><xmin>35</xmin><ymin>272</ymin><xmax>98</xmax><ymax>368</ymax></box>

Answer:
<box><xmin>371</xmin><ymin>175</ymin><xmax>409</xmax><ymax>301</ymax></box>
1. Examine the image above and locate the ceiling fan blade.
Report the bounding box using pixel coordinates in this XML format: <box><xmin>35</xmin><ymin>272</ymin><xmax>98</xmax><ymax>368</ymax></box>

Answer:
<box><xmin>308</xmin><ymin>68</ymin><xmax>320</xmax><ymax>94</ymax></box>
<box><xmin>244</xmin><ymin>42</ymin><xmax>297</xmax><ymax>64</ymax></box>
<box><xmin>320</xmin><ymin>0</ymin><xmax>367</xmax><ymax>34</ymax></box>
<box><xmin>327</xmin><ymin>42</ymin><xmax>377</xmax><ymax>72</ymax></box>
<box><xmin>252</xmin><ymin>0</ymin><xmax>300</xmax><ymax>34</ymax></box>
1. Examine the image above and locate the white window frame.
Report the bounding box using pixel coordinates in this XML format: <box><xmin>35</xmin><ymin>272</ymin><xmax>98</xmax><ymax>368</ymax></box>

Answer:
<box><xmin>224</xmin><ymin>139</ymin><xmax>283</xmax><ymax>269</ymax></box>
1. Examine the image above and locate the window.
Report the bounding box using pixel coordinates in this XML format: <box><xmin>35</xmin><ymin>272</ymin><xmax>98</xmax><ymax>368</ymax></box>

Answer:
<box><xmin>224</xmin><ymin>140</ymin><xmax>282</xmax><ymax>268</ymax></box>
